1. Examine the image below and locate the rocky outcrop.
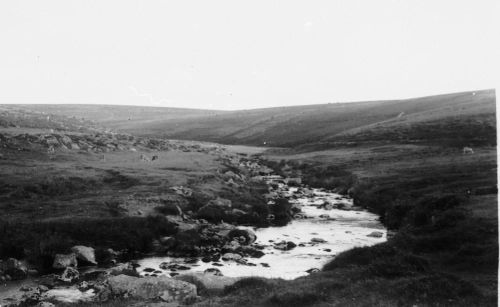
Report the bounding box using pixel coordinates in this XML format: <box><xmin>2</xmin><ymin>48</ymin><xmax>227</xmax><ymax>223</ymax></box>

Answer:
<box><xmin>107</xmin><ymin>274</ymin><xmax>197</xmax><ymax>304</ymax></box>
<box><xmin>71</xmin><ymin>245</ymin><xmax>97</xmax><ymax>266</ymax></box>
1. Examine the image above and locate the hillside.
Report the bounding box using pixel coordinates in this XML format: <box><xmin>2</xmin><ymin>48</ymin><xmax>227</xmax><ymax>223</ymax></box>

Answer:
<box><xmin>11</xmin><ymin>89</ymin><xmax>496</xmax><ymax>149</ymax></box>
<box><xmin>9</xmin><ymin>104</ymin><xmax>225</xmax><ymax>131</ymax></box>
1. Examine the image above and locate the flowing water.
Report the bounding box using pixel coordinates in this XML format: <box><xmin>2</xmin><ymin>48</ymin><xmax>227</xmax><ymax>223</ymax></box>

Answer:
<box><xmin>138</xmin><ymin>179</ymin><xmax>386</xmax><ymax>280</ymax></box>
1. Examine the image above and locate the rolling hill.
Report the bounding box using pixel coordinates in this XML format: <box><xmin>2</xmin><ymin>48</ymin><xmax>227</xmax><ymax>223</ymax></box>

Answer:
<box><xmin>8</xmin><ymin>89</ymin><xmax>496</xmax><ymax>149</ymax></box>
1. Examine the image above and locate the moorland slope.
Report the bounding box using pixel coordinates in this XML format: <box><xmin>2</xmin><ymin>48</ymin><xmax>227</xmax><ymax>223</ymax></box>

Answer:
<box><xmin>14</xmin><ymin>90</ymin><xmax>494</xmax><ymax>149</ymax></box>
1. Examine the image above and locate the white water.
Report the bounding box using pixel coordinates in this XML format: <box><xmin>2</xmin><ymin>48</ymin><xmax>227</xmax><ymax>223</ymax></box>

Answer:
<box><xmin>138</xmin><ymin>185</ymin><xmax>386</xmax><ymax>280</ymax></box>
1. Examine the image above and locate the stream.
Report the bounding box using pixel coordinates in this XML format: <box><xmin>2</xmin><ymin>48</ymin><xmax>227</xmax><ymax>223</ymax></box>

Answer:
<box><xmin>137</xmin><ymin>176</ymin><xmax>386</xmax><ymax>280</ymax></box>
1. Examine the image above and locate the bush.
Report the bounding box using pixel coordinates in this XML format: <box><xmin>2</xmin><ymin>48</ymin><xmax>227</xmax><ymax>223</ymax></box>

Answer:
<box><xmin>270</xmin><ymin>198</ymin><xmax>293</xmax><ymax>226</ymax></box>
<box><xmin>0</xmin><ymin>216</ymin><xmax>177</xmax><ymax>271</ymax></box>
<box><xmin>323</xmin><ymin>243</ymin><xmax>397</xmax><ymax>270</ymax></box>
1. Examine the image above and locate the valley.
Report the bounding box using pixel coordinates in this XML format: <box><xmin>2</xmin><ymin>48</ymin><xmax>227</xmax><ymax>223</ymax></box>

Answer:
<box><xmin>0</xmin><ymin>89</ymin><xmax>497</xmax><ymax>306</ymax></box>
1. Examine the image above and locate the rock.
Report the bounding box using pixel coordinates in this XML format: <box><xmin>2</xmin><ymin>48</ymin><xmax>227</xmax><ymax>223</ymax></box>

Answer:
<box><xmin>311</xmin><ymin>238</ymin><xmax>327</xmax><ymax>243</ymax></box>
<box><xmin>159</xmin><ymin>236</ymin><xmax>176</xmax><ymax>248</ymax></box>
<box><xmin>78</xmin><ymin>281</ymin><xmax>90</xmax><ymax>291</ymax></box>
<box><xmin>227</xmin><ymin>228</ymin><xmax>257</xmax><ymax>245</ymax></box>
<box><xmin>59</xmin><ymin>267</ymin><xmax>79</xmax><ymax>283</ymax></box>
<box><xmin>37</xmin><ymin>302</ymin><xmax>56</xmax><ymax>307</ymax></box>
<box><xmin>306</xmin><ymin>268</ymin><xmax>320</xmax><ymax>274</ymax></box>
<box><xmin>204</xmin><ymin>268</ymin><xmax>223</xmax><ymax>276</ymax></box>
<box><xmin>273</xmin><ymin>241</ymin><xmax>297</xmax><ymax>251</ymax></box>
<box><xmin>1</xmin><ymin>258</ymin><xmax>28</xmax><ymax>280</ymax></box>
<box><xmin>260</xmin><ymin>263</ymin><xmax>270</xmax><ymax>267</ymax></box>
<box><xmin>222</xmin><ymin>240</ymin><xmax>241</xmax><ymax>252</ymax></box>
<box><xmin>42</xmin><ymin>288</ymin><xmax>95</xmax><ymax>303</ymax></box>
<box><xmin>107</xmin><ymin>274</ymin><xmax>197</xmax><ymax>304</ymax></box>
<box><xmin>175</xmin><ymin>272</ymin><xmax>239</xmax><ymax>294</ymax></box>
<box><xmin>367</xmin><ymin>231</ymin><xmax>384</xmax><ymax>238</ymax></box>
<box><xmin>323</xmin><ymin>203</ymin><xmax>334</xmax><ymax>210</ymax></box>
<box><xmin>159</xmin><ymin>263</ymin><xmax>190</xmax><ymax>271</ymax></box>
<box><xmin>221</xmin><ymin>253</ymin><xmax>243</xmax><ymax>261</ymax></box>
<box><xmin>207</xmin><ymin>197</ymin><xmax>232</xmax><ymax>208</ymax></box>
<box><xmin>237</xmin><ymin>246</ymin><xmax>265</xmax><ymax>258</ymax></box>
<box><xmin>109</xmin><ymin>263</ymin><xmax>140</xmax><ymax>277</ymax></box>
<box><xmin>53</xmin><ymin>253</ymin><xmax>78</xmax><ymax>269</ymax></box>
<box><xmin>71</xmin><ymin>245</ymin><xmax>97</xmax><ymax>265</ymax></box>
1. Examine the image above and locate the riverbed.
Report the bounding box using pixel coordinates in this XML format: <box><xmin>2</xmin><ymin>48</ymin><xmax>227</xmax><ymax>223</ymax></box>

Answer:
<box><xmin>137</xmin><ymin>178</ymin><xmax>386</xmax><ymax>280</ymax></box>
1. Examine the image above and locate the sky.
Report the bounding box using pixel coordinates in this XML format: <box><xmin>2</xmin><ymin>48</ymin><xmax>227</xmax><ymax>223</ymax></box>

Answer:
<box><xmin>0</xmin><ymin>1</ymin><xmax>498</xmax><ymax>110</ymax></box>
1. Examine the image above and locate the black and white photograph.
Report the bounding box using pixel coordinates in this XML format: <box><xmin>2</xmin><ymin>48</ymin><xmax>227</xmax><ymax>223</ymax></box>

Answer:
<box><xmin>0</xmin><ymin>1</ymin><xmax>498</xmax><ymax>306</ymax></box>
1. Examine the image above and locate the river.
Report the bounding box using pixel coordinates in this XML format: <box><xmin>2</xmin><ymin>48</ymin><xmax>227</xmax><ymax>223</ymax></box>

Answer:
<box><xmin>137</xmin><ymin>176</ymin><xmax>386</xmax><ymax>280</ymax></box>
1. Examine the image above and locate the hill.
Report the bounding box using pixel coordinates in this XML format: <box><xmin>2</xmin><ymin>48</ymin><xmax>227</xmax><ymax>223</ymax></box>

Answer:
<box><xmin>10</xmin><ymin>89</ymin><xmax>496</xmax><ymax>149</ymax></box>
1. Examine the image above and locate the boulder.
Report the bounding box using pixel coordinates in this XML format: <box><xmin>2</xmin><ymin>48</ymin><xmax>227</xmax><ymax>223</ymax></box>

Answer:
<box><xmin>227</xmin><ymin>228</ymin><xmax>257</xmax><ymax>245</ymax></box>
<box><xmin>1</xmin><ymin>258</ymin><xmax>28</xmax><ymax>280</ymax></box>
<box><xmin>109</xmin><ymin>262</ymin><xmax>139</xmax><ymax>277</ymax></box>
<box><xmin>237</xmin><ymin>246</ymin><xmax>265</xmax><ymax>258</ymax></box>
<box><xmin>71</xmin><ymin>246</ymin><xmax>97</xmax><ymax>266</ymax></box>
<box><xmin>221</xmin><ymin>253</ymin><xmax>242</xmax><ymax>261</ymax></box>
<box><xmin>175</xmin><ymin>272</ymin><xmax>239</xmax><ymax>294</ymax></box>
<box><xmin>42</xmin><ymin>288</ymin><xmax>95</xmax><ymax>303</ymax></box>
<box><xmin>222</xmin><ymin>240</ymin><xmax>241</xmax><ymax>252</ymax></box>
<box><xmin>204</xmin><ymin>268</ymin><xmax>223</xmax><ymax>276</ymax></box>
<box><xmin>53</xmin><ymin>253</ymin><xmax>78</xmax><ymax>269</ymax></box>
<box><xmin>107</xmin><ymin>274</ymin><xmax>197</xmax><ymax>304</ymax></box>
<box><xmin>59</xmin><ymin>267</ymin><xmax>79</xmax><ymax>283</ymax></box>
<box><xmin>367</xmin><ymin>231</ymin><xmax>384</xmax><ymax>238</ymax></box>
<box><xmin>311</xmin><ymin>238</ymin><xmax>327</xmax><ymax>243</ymax></box>
<box><xmin>207</xmin><ymin>197</ymin><xmax>232</xmax><ymax>208</ymax></box>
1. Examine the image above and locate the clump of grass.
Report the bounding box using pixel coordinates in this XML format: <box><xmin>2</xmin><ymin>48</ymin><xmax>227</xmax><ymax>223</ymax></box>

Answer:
<box><xmin>268</xmin><ymin>291</ymin><xmax>325</xmax><ymax>307</ymax></box>
<box><xmin>223</xmin><ymin>277</ymin><xmax>272</xmax><ymax>295</ymax></box>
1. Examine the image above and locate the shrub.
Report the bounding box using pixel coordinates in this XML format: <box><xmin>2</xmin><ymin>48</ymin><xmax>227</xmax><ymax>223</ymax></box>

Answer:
<box><xmin>0</xmin><ymin>216</ymin><xmax>177</xmax><ymax>271</ymax></box>
<box><xmin>270</xmin><ymin>198</ymin><xmax>293</xmax><ymax>226</ymax></box>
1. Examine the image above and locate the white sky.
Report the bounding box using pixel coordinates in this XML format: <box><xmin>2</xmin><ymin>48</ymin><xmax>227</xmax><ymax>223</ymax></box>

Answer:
<box><xmin>0</xmin><ymin>1</ymin><xmax>498</xmax><ymax>110</ymax></box>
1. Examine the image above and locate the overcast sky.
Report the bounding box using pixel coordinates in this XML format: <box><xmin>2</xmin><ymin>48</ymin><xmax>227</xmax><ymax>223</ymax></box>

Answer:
<box><xmin>0</xmin><ymin>1</ymin><xmax>498</xmax><ymax>110</ymax></box>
